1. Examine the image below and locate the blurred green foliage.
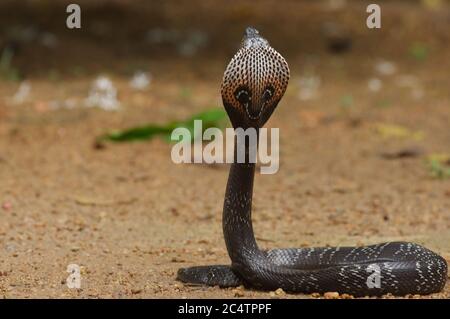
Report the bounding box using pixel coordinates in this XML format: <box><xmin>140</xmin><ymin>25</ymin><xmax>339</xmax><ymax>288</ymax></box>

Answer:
<box><xmin>97</xmin><ymin>108</ymin><xmax>228</xmax><ymax>144</ymax></box>
<box><xmin>426</xmin><ymin>154</ymin><xmax>450</xmax><ymax>179</ymax></box>
<box><xmin>0</xmin><ymin>48</ymin><xmax>21</xmax><ymax>81</ymax></box>
<box><xmin>410</xmin><ymin>43</ymin><xmax>429</xmax><ymax>61</ymax></box>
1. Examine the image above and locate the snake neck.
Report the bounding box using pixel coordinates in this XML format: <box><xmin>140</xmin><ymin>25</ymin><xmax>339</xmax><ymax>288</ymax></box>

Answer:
<box><xmin>222</xmin><ymin>132</ymin><xmax>263</xmax><ymax>266</ymax></box>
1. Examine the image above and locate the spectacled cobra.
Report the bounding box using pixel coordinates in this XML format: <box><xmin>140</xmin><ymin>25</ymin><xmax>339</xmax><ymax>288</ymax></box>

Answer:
<box><xmin>176</xmin><ymin>27</ymin><xmax>448</xmax><ymax>296</ymax></box>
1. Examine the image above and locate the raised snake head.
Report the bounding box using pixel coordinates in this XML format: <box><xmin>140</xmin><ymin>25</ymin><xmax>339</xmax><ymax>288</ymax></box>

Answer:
<box><xmin>221</xmin><ymin>27</ymin><xmax>290</xmax><ymax>129</ymax></box>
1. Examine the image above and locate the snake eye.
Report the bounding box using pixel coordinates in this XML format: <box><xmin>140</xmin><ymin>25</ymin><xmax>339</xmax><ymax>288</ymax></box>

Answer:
<box><xmin>235</xmin><ymin>88</ymin><xmax>250</xmax><ymax>105</ymax></box>
<box><xmin>263</xmin><ymin>86</ymin><xmax>274</xmax><ymax>102</ymax></box>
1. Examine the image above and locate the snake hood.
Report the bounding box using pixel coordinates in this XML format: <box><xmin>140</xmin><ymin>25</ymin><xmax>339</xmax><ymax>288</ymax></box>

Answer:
<box><xmin>221</xmin><ymin>27</ymin><xmax>290</xmax><ymax>129</ymax></box>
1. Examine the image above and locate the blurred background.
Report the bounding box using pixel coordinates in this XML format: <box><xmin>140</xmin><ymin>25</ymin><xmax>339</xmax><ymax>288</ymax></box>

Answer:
<box><xmin>0</xmin><ymin>0</ymin><xmax>449</xmax><ymax>298</ymax></box>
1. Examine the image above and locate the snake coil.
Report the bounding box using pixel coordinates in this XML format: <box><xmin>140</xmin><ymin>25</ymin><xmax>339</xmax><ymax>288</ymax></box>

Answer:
<box><xmin>177</xmin><ymin>27</ymin><xmax>447</xmax><ymax>296</ymax></box>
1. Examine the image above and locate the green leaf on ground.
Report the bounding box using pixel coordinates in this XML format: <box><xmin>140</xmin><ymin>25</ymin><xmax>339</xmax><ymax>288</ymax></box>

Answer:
<box><xmin>375</xmin><ymin>123</ymin><xmax>424</xmax><ymax>141</ymax></box>
<box><xmin>340</xmin><ymin>95</ymin><xmax>354</xmax><ymax>109</ymax></box>
<box><xmin>375</xmin><ymin>99</ymin><xmax>392</xmax><ymax>109</ymax></box>
<box><xmin>410</xmin><ymin>43</ymin><xmax>429</xmax><ymax>61</ymax></box>
<box><xmin>425</xmin><ymin>153</ymin><xmax>450</xmax><ymax>179</ymax></box>
<box><xmin>97</xmin><ymin>108</ymin><xmax>228</xmax><ymax>144</ymax></box>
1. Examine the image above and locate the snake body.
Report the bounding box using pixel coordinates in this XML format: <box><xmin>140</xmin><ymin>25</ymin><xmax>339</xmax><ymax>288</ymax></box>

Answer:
<box><xmin>177</xmin><ymin>27</ymin><xmax>447</xmax><ymax>296</ymax></box>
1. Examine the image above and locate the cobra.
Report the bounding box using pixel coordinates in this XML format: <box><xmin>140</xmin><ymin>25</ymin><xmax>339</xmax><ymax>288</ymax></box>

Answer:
<box><xmin>177</xmin><ymin>27</ymin><xmax>447</xmax><ymax>296</ymax></box>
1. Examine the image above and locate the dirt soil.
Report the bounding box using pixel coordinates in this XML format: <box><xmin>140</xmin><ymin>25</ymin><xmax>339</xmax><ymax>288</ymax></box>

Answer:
<box><xmin>0</xmin><ymin>0</ymin><xmax>449</xmax><ymax>298</ymax></box>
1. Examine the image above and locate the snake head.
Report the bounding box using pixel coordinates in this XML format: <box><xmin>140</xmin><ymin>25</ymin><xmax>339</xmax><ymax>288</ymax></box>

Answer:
<box><xmin>221</xmin><ymin>27</ymin><xmax>290</xmax><ymax>129</ymax></box>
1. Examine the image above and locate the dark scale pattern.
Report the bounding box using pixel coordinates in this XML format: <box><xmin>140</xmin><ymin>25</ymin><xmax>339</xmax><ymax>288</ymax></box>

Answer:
<box><xmin>176</xmin><ymin>27</ymin><xmax>448</xmax><ymax>296</ymax></box>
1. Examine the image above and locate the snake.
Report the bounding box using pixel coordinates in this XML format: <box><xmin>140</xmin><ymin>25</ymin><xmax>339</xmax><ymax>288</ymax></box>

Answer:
<box><xmin>176</xmin><ymin>27</ymin><xmax>448</xmax><ymax>296</ymax></box>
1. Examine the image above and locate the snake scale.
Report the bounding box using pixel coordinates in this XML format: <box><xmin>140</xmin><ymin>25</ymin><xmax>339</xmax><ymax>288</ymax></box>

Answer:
<box><xmin>177</xmin><ymin>27</ymin><xmax>447</xmax><ymax>296</ymax></box>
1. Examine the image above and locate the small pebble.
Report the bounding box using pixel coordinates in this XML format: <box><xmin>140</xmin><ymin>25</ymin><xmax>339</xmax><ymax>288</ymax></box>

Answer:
<box><xmin>275</xmin><ymin>288</ymin><xmax>286</xmax><ymax>296</ymax></box>
<box><xmin>2</xmin><ymin>202</ymin><xmax>12</xmax><ymax>210</ymax></box>
<box><xmin>375</xmin><ymin>60</ymin><xmax>397</xmax><ymax>76</ymax></box>
<box><xmin>324</xmin><ymin>291</ymin><xmax>340</xmax><ymax>299</ymax></box>
<box><xmin>232</xmin><ymin>286</ymin><xmax>245</xmax><ymax>297</ymax></box>
<box><xmin>368</xmin><ymin>78</ymin><xmax>382</xmax><ymax>92</ymax></box>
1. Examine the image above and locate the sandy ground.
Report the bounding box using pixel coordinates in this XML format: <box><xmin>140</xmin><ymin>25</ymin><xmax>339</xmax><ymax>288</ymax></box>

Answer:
<box><xmin>0</xmin><ymin>0</ymin><xmax>449</xmax><ymax>298</ymax></box>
